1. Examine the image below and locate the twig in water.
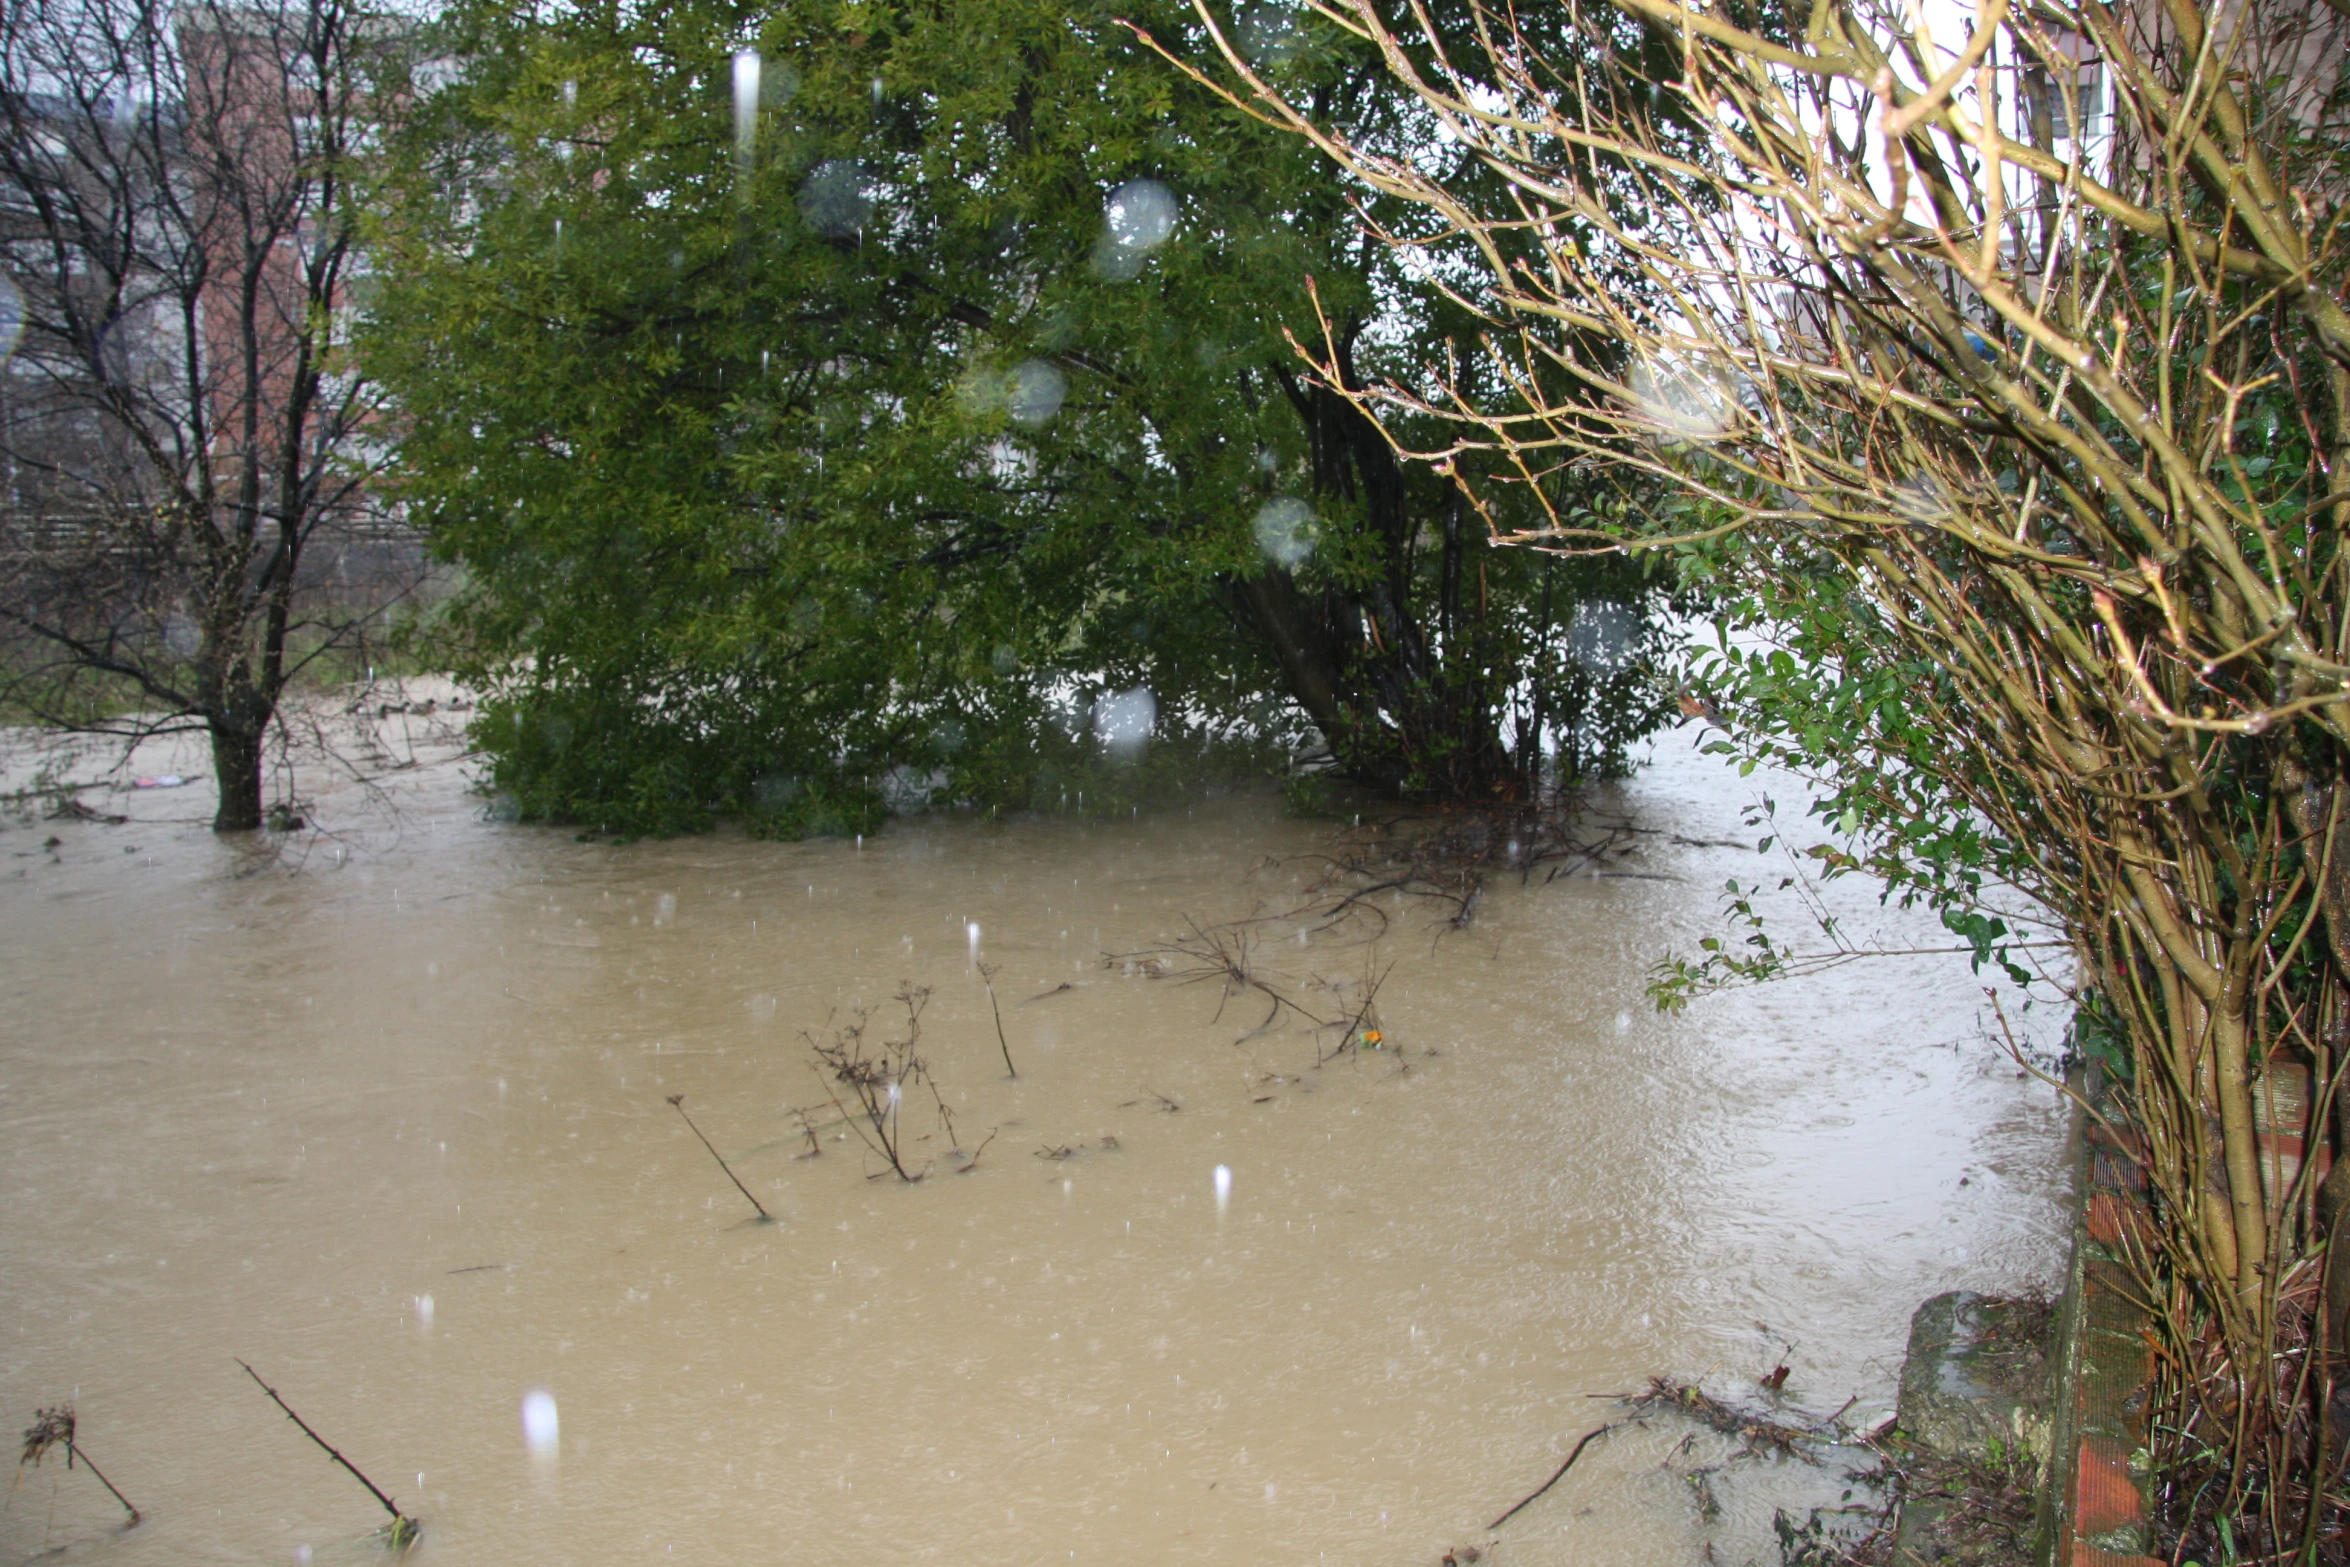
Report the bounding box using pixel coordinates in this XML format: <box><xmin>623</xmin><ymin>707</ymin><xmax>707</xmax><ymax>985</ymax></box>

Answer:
<box><xmin>978</xmin><ymin>962</ymin><xmax>1016</xmax><ymax>1076</ymax></box>
<box><xmin>953</xmin><ymin>1128</ymin><xmax>1001</xmax><ymax>1172</ymax></box>
<box><xmin>236</xmin><ymin>1361</ymin><xmax>417</xmax><ymax>1547</ymax></box>
<box><xmin>1635</xmin><ymin>1377</ymin><xmax>1830</xmax><ymax>1462</ymax></box>
<box><xmin>665</xmin><ymin>1095</ymin><xmax>774</xmax><ymax>1222</ymax></box>
<box><xmin>1490</xmin><ymin>1421</ymin><xmax>1621</xmax><ymax>1530</ymax></box>
<box><xmin>807</xmin><ymin>986</ymin><xmax>942</xmax><ymax>1181</ymax></box>
<box><xmin>19</xmin><ymin>1404</ymin><xmax>139</xmax><ymax>1524</ymax></box>
<box><xmin>1316</xmin><ymin>952</ymin><xmax>1395</xmax><ymax>1065</ymax></box>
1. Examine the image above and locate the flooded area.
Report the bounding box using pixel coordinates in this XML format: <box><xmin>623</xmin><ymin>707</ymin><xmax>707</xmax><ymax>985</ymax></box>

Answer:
<box><xmin>0</xmin><ymin>711</ymin><xmax>2069</xmax><ymax>1566</ymax></box>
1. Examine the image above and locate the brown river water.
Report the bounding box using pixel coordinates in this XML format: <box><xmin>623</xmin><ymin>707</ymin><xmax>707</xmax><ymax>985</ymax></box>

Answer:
<box><xmin>0</xmin><ymin>706</ymin><xmax>2068</xmax><ymax>1567</ymax></box>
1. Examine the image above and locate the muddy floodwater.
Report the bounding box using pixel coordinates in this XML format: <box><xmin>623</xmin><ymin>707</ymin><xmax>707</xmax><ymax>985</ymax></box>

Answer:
<box><xmin>0</xmin><ymin>713</ymin><xmax>2068</xmax><ymax>1566</ymax></box>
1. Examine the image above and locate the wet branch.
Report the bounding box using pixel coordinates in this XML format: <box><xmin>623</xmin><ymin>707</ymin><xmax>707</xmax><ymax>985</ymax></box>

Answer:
<box><xmin>19</xmin><ymin>1403</ymin><xmax>139</xmax><ymax>1525</ymax></box>
<box><xmin>665</xmin><ymin>1095</ymin><xmax>774</xmax><ymax>1222</ymax></box>
<box><xmin>1490</xmin><ymin>1421</ymin><xmax>1621</xmax><ymax>1530</ymax></box>
<box><xmin>807</xmin><ymin>985</ymin><xmax>943</xmax><ymax>1182</ymax></box>
<box><xmin>236</xmin><ymin>1360</ymin><xmax>417</xmax><ymax>1547</ymax></box>
<box><xmin>978</xmin><ymin>962</ymin><xmax>1016</xmax><ymax>1076</ymax></box>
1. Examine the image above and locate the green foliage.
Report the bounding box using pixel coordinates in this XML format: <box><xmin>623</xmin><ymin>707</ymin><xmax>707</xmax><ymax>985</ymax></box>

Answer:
<box><xmin>365</xmin><ymin>0</ymin><xmax>1686</xmax><ymax>834</ymax></box>
<box><xmin>1281</xmin><ymin>766</ymin><xmax>1342</xmax><ymax>818</ymax></box>
<box><xmin>1642</xmin><ymin>289</ymin><xmax>2337</xmax><ymax>1015</ymax></box>
<box><xmin>1640</xmin><ymin>489</ymin><xmax>2045</xmax><ymax>1008</ymax></box>
<box><xmin>2067</xmin><ymin>992</ymin><xmax>2133</xmax><ymax>1086</ymax></box>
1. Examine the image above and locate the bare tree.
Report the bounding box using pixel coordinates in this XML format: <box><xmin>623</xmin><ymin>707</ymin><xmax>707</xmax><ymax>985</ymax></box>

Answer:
<box><xmin>0</xmin><ymin>0</ymin><xmax>410</xmax><ymax>830</ymax></box>
<box><xmin>1145</xmin><ymin>0</ymin><xmax>2350</xmax><ymax>1551</ymax></box>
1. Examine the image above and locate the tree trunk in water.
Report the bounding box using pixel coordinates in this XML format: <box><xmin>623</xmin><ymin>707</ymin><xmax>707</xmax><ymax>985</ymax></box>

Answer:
<box><xmin>209</xmin><ymin>720</ymin><xmax>266</xmax><ymax>833</ymax></box>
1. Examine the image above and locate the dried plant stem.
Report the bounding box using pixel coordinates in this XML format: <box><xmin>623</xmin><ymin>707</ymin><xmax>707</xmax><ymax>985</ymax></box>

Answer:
<box><xmin>1490</xmin><ymin>1422</ymin><xmax>1620</xmax><ymax>1530</ymax></box>
<box><xmin>18</xmin><ymin>1404</ymin><xmax>138</xmax><ymax>1525</ymax></box>
<box><xmin>236</xmin><ymin>1360</ymin><xmax>416</xmax><ymax>1546</ymax></box>
<box><xmin>68</xmin><ymin>1442</ymin><xmax>139</xmax><ymax>1525</ymax></box>
<box><xmin>978</xmin><ymin>962</ymin><xmax>1016</xmax><ymax>1077</ymax></box>
<box><xmin>807</xmin><ymin>985</ymin><xmax>941</xmax><ymax>1181</ymax></box>
<box><xmin>665</xmin><ymin>1095</ymin><xmax>772</xmax><ymax>1221</ymax></box>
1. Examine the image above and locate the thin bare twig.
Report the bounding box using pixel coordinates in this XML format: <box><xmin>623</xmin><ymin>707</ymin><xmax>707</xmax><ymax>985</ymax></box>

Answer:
<box><xmin>664</xmin><ymin>1095</ymin><xmax>773</xmax><ymax>1222</ymax></box>
<box><xmin>236</xmin><ymin>1360</ymin><xmax>416</xmax><ymax>1546</ymax></box>
<box><xmin>1490</xmin><ymin>1421</ymin><xmax>1622</xmax><ymax>1529</ymax></box>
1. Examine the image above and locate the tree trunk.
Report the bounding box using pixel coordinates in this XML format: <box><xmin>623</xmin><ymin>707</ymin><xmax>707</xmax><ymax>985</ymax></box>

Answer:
<box><xmin>1232</xmin><ymin>570</ymin><xmax>1348</xmax><ymax>744</ymax></box>
<box><xmin>209</xmin><ymin>718</ymin><xmax>266</xmax><ymax>832</ymax></box>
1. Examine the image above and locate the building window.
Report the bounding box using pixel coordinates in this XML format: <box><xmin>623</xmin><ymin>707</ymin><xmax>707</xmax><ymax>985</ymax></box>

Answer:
<box><xmin>2024</xmin><ymin>61</ymin><xmax>2103</xmax><ymax>143</ymax></box>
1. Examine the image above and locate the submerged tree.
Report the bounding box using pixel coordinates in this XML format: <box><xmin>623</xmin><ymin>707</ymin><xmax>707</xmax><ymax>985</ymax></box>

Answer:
<box><xmin>0</xmin><ymin>0</ymin><xmax>412</xmax><ymax>831</ymax></box>
<box><xmin>365</xmin><ymin>0</ymin><xmax>1687</xmax><ymax>835</ymax></box>
<box><xmin>1177</xmin><ymin>0</ymin><xmax>2350</xmax><ymax>1551</ymax></box>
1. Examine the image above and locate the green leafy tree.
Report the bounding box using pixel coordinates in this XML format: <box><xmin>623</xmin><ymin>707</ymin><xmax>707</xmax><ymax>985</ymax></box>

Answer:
<box><xmin>366</xmin><ymin>0</ymin><xmax>1685</xmax><ymax>835</ymax></box>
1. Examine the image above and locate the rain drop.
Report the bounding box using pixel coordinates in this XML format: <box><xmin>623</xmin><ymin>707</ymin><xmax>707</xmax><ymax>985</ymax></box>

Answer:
<box><xmin>521</xmin><ymin>1389</ymin><xmax>559</xmax><ymax>1458</ymax></box>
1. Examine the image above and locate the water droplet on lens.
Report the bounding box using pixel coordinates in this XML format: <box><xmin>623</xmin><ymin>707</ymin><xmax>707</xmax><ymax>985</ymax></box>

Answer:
<box><xmin>1093</xmin><ymin>687</ymin><xmax>1156</xmax><ymax>759</ymax></box>
<box><xmin>1093</xmin><ymin>180</ymin><xmax>1177</xmax><ymax>279</ymax></box>
<box><xmin>762</xmin><ymin>58</ymin><xmax>799</xmax><ymax>108</ymax></box>
<box><xmin>1252</xmin><ymin>497</ymin><xmax>1318</xmax><ymax>568</ymax></box>
<box><xmin>1007</xmin><ymin>359</ymin><xmax>1067</xmax><ymax>428</ymax></box>
<box><xmin>1564</xmin><ymin>598</ymin><xmax>1638</xmax><ymax>674</ymax></box>
<box><xmin>799</xmin><ymin>160</ymin><xmax>875</xmax><ymax>238</ymax></box>
<box><xmin>1894</xmin><ymin>473</ymin><xmax>1952</xmax><ymax>527</ymax></box>
<box><xmin>1234</xmin><ymin>3</ymin><xmax>1304</xmax><ymax>65</ymax></box>
<box><xmin>1626</xmin><ymin>353</ymin><xmax>1736</xmax><ymax>442</ymax></box>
